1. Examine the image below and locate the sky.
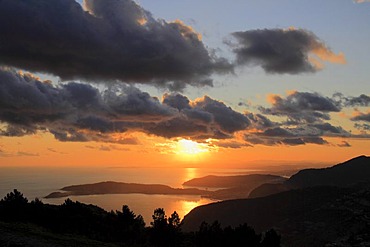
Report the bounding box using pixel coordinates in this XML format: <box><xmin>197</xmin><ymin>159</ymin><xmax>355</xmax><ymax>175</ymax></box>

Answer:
<box><xmin>0</xmin><ymin>0</ymin><xmax>369</xmax><ymax>168</ymax></box>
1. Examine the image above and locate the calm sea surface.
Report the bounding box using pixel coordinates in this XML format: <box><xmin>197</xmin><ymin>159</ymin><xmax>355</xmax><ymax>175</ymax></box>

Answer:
<box><xmin>0</xmin><ymin>166</ymin><xmax>256</xmax><ymax>224</ymax></box>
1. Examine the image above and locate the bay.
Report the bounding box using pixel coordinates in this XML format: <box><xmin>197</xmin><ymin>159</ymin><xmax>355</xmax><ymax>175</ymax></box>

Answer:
<box><xmin>0</xmin><ymin>166</ymin><xmax>256</xmax><ymax>224</ymax></box>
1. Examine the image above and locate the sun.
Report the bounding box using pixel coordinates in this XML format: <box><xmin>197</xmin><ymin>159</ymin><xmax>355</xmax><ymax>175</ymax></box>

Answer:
<box><xmin>176</xmin><ymin>139</ymin><xmax>209</xmax><ymax>156</ymax></box>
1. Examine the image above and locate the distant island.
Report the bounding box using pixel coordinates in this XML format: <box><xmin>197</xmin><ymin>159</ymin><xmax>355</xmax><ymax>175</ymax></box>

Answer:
<box><xmin>45</xmin><ymin>181</ymin><xmax>211</xmax><ymax>198</ymax></box>
<box><xmin>46</xmin><ymin>174</ymin><xmax>286</xmax><ymax>200</ymax></box>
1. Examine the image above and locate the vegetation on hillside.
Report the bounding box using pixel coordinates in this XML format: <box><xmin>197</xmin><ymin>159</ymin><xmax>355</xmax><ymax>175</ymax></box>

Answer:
<box><xmin>0</xmin><ymin>189</ymin><xmax>281</xmax><ymax>247</ymax></box>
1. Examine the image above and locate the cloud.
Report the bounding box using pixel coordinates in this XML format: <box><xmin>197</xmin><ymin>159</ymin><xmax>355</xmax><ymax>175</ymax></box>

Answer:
<box><xmin>259</xmin><ymin>91</ymin><xmax>340</xmax><ymax>124</ymax></box>
<box><xmin>351</xmin><ymin>111</ymin><xmax>370</xmax><ymax>122</ymax></box>
<box><xmin>244</xmin><ymin>123</ymin><xmax>344</xmax><ymax>146</ymax></box>
<box><xmin>354</xmin><ymin>0</ymin><xmax>370</xmax><ymax>3</ymax></box>
<box><xmin>145</xmin><ymin>95</ymin><xmax>252</xmax><ymax>139</ymax></box>
<box><xmin>0</xmin><ymin>68</ymin><xmax>365</xmax><ymax>147</ymax></box>
<box><xmin>245</xmin><ymin>112</ymin><xmax>277</xmax><ymax>130</ymax></box>
<box><xmin>162</xmin><ymin>93</ymin><xmax>191</xmax><ymax>111</ymax></box>
<box><xmin>230</xmin><ymin>28</ymin><xmax>345</xmax><ymax>74</ymax></box>
<box><xmin>218</xmin><ymin>142</ymin><xmax>251</xmax><ymax>149</ymax></box>
<box><xmin>47</xmin><ymin>148</ymin><xmax>67</xmax><ymax>154</ymax></box>
<box><xmin>17</xmin><ymin>151</ymin><xmax>39</xmax><ymax>157</ymax></box>
<box><xmin>354</xmin><ymin>123</ymin><xmax>370</xmax><ymax>131</ymax></box>
<box><xmin>337</xmin><ymin>141</ymin><xmax>351</xmax><ymax>147</ymax></box>
<box><xmin>0</xmin><ymin>67</ymin><xmax>174</xmax><ymax>141</ymax></box>
<box><xmin>244</xmin><ymin>134</ymin><xmax>329</xmax><ymax>147</ymax></box>
<box><xmin>0</xmin><ymin>0</ymin><xmax>232</xmax><ymax>90</ymax></box>
<box><xmin>191</xmin><ymin>96</ymin><xmax>251</xmax><ymax>133</ymax></box>
<box><xmin>309</xmin><ymin>123</ymin><xmax>349</xmax><ymax>136</ymax></box>
<box><xmin>332</xmin><ymin>93</ymin><xmax>370</xmax><ymax>107</ymax></box>
<box><xmin>0</xmin><ymin>67</ymin><xmax>253</xmax><ymax>142</ymax></box>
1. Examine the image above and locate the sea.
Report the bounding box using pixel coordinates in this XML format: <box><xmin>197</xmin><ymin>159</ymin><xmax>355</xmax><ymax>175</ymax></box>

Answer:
<box><xmin>0</xmin><ymin>166</ymin><xmax>257</xmax><ymax>224</ymax></box>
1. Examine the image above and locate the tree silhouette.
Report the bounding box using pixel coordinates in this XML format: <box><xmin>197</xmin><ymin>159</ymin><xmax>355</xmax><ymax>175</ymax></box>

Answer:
<box><xmin>151</xmin><ymin>208</ymin><xmax>167</xmax><ymax>228</ymax></box>
<box><xmin>1</xmin><ymin>189</ymin><xmax>28</xmax><ymax>204</ymax></box>
<box><xmin>0</xmin><ymin>189</ymin><xmax>29</xmax><ymax>221</ymax></box>
<box><xmin>261</xmin><ymin>229</ymin><xmax>281</xmax><ymax>247</ymax></box>
<box><xmin>0</xmin><ymin>190</ymin><xmax>282</xmax><ymax>247</ymax></box>
<box><xmin>150</xmin><ymin>208</ymin><xmax>169</xmax><ymax>246</ymax></box>
<box><xmin>114</xmin><ymin>204</ymin><xmax>146</xmax><ymax>245</ymax></box>
<box><xmin>169</xmin><ymin>211</ymin><xmax>181</xmax><ymax>229</ymax></box>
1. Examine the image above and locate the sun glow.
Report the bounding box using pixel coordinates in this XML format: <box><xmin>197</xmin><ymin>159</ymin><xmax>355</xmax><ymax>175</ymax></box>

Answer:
<box><xmin>176</xmin><ymin>139</ymin><xmax>209</xmax><ymax>156</ymax></box>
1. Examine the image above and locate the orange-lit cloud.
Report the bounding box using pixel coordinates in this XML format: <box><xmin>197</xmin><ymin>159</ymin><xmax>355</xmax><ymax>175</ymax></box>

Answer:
<box><xmin>351</xmin><ymin>110</ymin><xmax>370</xmax><ymax>122</ymax></box>
<box><xmin>0</xmin><ymin>67</ymin><xmax>369</xmax><ymax>152</ymax></box>
<box><xmin>309</xmin><ymin>47</ymin><xmax>346</xmax><ymax>70</ymax></box>
<box><xmin>171</xmin><ymin>20</ymin><xmax>202</xmax><ymax>41</ymax></box>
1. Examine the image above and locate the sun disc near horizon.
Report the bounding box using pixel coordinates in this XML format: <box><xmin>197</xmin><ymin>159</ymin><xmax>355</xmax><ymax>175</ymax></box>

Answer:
<box><xmin>176</xmin><ymin>139</ymin><xmax>209</xmax><ymax>156</ymax></box>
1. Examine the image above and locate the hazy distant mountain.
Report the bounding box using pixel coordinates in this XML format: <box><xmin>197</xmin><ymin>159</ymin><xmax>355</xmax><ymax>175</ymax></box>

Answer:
<box><xmin>183</xmin><ymin>174</ymin><xmax>285</xmax><ymax>188</ymax></box>
<box><xmin>249</xmin><ymin>155</ymin><xmax>370</xmax><ymax>198</ymax></box>
<box><xmin>182</xmin><ymin>156</ymin><xmax>370</xmax><ymax>246</ymax></box>
<box><xmin>183</xmin><ymin>174</ymin><xmax>286</xmax><ymax>200</ymax></box>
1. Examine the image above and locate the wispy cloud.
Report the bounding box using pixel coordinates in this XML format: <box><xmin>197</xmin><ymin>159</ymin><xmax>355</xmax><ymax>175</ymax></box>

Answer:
<box><xmin>353</xmin><ymin>0</ymin><xmax>370</xmax><ymax>3</ymax></box>
<box><xmin>337</xmin><ymin>141</ymin><xmax>351</xmax><ymax>147</ymax></box>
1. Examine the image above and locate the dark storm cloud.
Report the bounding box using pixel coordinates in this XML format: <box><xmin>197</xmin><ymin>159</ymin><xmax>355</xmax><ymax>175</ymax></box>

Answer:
<box><xmin>144</xmin><ymin>117</ymin><xmax>209</xmax><ymax>139</ymax></box>
<box><xmin>213</xmin><ymin>141</ymin><xmax>252</xmax><ymax>149</ymax></box>
<box><xmin>0</xmin><ymin>67</ymin><xmax>175</xmax><ymax>142</ymax></box>
<box><xmin>354</xmin><ymin>123</ymin><xmax>370</xmax><ymax>131</ymax></box>
<box><xmin>332</xmin><ymin>93</ymin><xmax>370</xmax><ymax>107</ymax></box>
<box><xmin>243</xmin><ymin>123</ymin><xmax>343</xmax><ymax>146</ymax></box>
<box><xmin>302</xmin><ymin>137</ymin><xmax>328</xmax><ymax>145</ymax></box>
<box><xmin>162</xmin><ymin>93</ymin><xmax>191</xmax><ymax>111</ymax></box>
<box><xmin>0</xmin><ymin>125</ymin><xmax>37</xmax><ymax>137</ymax></box>
<box><xmin>245</xmin><ymin>113</ymin><xmax>277</xmax><ymax>130</ymax></box>
<box><xmin>144</xmin><ymin>94</ymin><xmax>253</xmax><ymax>139</ymax></box>
<box><xmin>244</xmin><ymin>134</ymin><xmax>329</xmax><ymax>147</ymax></box>
<box><xmin>351</xmin><ymin>112</ymin><xmax>370</xmax><ymax>122</ymax></box>
<box><xmin>103</xmin><ymin>85</ymin><xmax>176</xmax><ymax>120</ymax></box>
<box><xmin>50</xmin><ymin>129</ymin><xmax>89</xmax><ymax>142</ymax></box>
<box><xmin>0</xmin><ymin>68</ymin><xmax>363</xmax><ymax>146</ymax></box>
<box><xmin>0</xmin><ymin>68</ymin><xmax>254</xmax><ymax>142</ymax></box>
<box><xmin>309</xmin><ymin>123</ymin><xmax>349</xmax><ymax>136</ymax></box>
<box><xmin>260</xmin><ymin>127</ymin><xmax>295</xmax><ymax>137</ymax></box>
<box><xmin>259</xmin><ymin>91</ymin><xmax>340</xmax><ymax>124</ymax></box>
<box><xmin>192</xmin><ymin>96</ymin><xmax>251</xmax><ymax>133</ymax></box>
<box><xmin>0</xmin><ymin>0</ymin><xmax>232</xmax><ymax>90</ymax></box>
<box><xmin>280</xmin><ymin>138</ymin><xmax>305</xmax><ymax>146</ymax></box>
<box><xmin>230</xmin><ymin>28</ymin><xmax>345</xmax><ymax>74</ymax></box>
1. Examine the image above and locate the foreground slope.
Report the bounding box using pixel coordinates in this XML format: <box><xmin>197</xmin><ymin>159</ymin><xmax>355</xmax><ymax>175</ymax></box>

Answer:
<box><xmin>182</xmin><ymin>156</ymin><xmax>370</xmax><ymax>246</ymax></box>
<box><xmin>183</xmin><ymin>185</ymin><xmax>370</xmax><ymax>246</ymax></box>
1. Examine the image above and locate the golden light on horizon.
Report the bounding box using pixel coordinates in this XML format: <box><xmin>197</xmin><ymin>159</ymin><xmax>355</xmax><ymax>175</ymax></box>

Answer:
<box><xmin>176</xmin><ymin>139</ymin><xmax>209</xmax><ymax>156</ymax></box>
